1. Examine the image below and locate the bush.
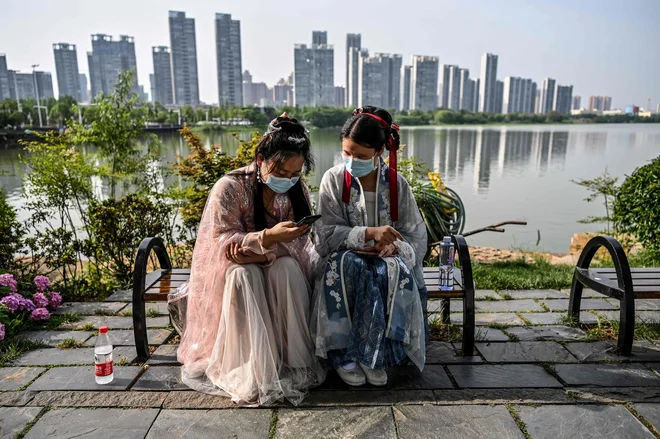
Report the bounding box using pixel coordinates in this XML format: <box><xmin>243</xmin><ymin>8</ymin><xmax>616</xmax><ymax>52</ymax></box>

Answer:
<box><xmin>171</xmin><ymin>125</ymin><xmax>256</xmax><ymax>234</ymax></box>
<box><xmin>0</xmin><ymin>273</ymin><xmax>63</xmax><ymax>342</ymax></box>
<box><xmin>88</xmin><ymin>194</ymin><xmax>172</xmax><ymax>286</ymax></box>
<box><xmin>0</xmin><ymin>191</ymin><xmax>24</xmax><ymax>271</ymax></box>
<box><xmin>614</xmin><ymin>155</ymin><xmax>660</xmax><ymax>252</ymax></box>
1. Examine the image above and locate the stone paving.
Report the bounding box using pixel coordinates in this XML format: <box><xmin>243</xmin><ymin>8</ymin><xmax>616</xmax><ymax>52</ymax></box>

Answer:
<box><xmin>1</xmin><ymin>289</ymin><xmax>660</xmax><ymax>438</ymax></box>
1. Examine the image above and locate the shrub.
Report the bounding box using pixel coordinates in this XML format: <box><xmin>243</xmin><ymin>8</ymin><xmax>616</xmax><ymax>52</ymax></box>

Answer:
<box><xmin>0</xmin><ymin>273</ymin><xmax>63</xmax><ymax>342</ymax></box>
<box><xmin>88</xmin><ymin>194</ymin><xmax>172</xmax><ymax>286</ymax></box>
<box><xmin>171</xmin><ymin>125</ymin><xmax>257</xmax><ymax>235</ymax></box>
<box><xmin>614</xmin><ymin>155</ymin><xmax>660</xmax><ymax>251</ymax></box>
<box><xmin>0</xmin><ymin>190</ymin><xmax>24</xmax><ymax>271</ymax></box>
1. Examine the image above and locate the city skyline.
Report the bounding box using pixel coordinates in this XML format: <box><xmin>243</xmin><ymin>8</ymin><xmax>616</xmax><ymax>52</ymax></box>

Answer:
<box><xmin>1</xmin><ymin>0</ymin><xmax>658</xmax><ymax>108</ymax></box>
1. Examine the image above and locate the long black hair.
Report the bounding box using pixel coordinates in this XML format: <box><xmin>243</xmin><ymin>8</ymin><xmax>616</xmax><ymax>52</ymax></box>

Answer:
<box><xmin>231</xmin><ymin>115</ymin><xmax>314</xmax><ymax>231</ymax></box>
<box><xmin>340</xmin><ymin>106</ymin><xmax>401</xmax><ymax>152</ymax></box>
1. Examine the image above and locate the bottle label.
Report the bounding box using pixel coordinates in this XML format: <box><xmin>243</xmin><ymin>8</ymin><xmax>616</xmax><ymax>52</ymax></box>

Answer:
<box><xmin>95</xmin><ymin>352</ymin><xmax>113</xmax><ymax>377</ymax></box>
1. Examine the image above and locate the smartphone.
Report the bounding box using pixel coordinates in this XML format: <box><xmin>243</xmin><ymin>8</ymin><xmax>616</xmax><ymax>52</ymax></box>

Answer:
<box><xmin>296</xmin><ymin>214</ymin><xmax>322</xmax><ymax>227</ymax></box>
<box><xmin>353</xmin><ymin>250</ymin><xmax>380</xmax><ymax>257</ymax></box>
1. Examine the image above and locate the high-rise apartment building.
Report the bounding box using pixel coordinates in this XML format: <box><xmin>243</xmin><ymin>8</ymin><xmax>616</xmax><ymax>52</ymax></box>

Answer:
<box><xmin>458</xmin><ymin>68</ymin><xmax>472</xmax><ymax>111</ymax></box>
<box><xmin>472</xmin><ymin>78</ymin><xmax>480</xmax><ymax>112</ymax></box>
<box><xmin>358</xmin><ymin>54</ymin><xmax>383</xmax><ymax>107</ymax></box>
<box><xmin>242</xmin><ymin>70</ymin><xmax>270</xmax><ymax>106</ymax></box>
<box><xmin>294</xmin><ymin>32</ymin><xmax>334</xmax><ymax>107</ymax></box>
<box><xmin>588</xmin><ymin>96</ymin><xmax>612</xmax><ymax>112</ymax></box>
<box><xmin>410</xmin><ymin>55</ymin><xmax>438</xmax><ymax>112</ymax></box>
<box><xmin>347</xmin><ymin>48</ymin><xmax>367</xmax><ymax>108</ymax></box>
<box><xmin>495</xmin><ymin>80</ymin><xmax>504</xmax><ymax>113</ymax></box>
<box><xmin>440</xmin><ymin>64</ymin><xmax>462</xmax><ymax>110</ymax></box>
<box><xmin>215</xmin><ymin>13</ymin><xmax>243</xmax><ymax>106</ymax></box>
<box><xmin>151</xmin><ymin>46</ymin><xmax>174</xmax><ymax>105</ymax></box>
<box><xmin>400</xmin><ymin>65</ymin><xmax>412</xmax><ymax>111</ymax></box>
<box><xmin>87</xmin><ymin>34</ymin><xmax>139</xmax><ymax>98</ymax></box>
<box><xmin>534</xmin><ymin>90</ymin><xmax>541</xmax><ymax>114</ymax></box>
<box><xmin>345</xmin><ymin>33</ymin><xmax>361</xmax><ymax>107</ymax></box>
<box><xmin>0</xmin><ymin>55</ymin><xmax>9</xmax><ymax>100</ymax></box>
<box><xmin>479</xmin><ymin>53</ymin><xmax>498</xmax><ymax>113</ymax></box>
<box><xmin>79</xmin><ymin>73</ymin><xmax>88</xmax><ymax>103</ymax></box>
<box><xmin>169</xmin><ymin>11</ymin><xmax>200</xmax><ymax>106</ymax></box>
<box><xmin>540</xmin><ymin>78</ymin><xmax>556</xmax><ymax>114</ymax></box>
<box><xmin>363</xmin><ymin>53</ymin><xmax>401</xmax><ymax>109</ymax></box>
<box><xmin>503</xmin><ymin>77</ymin><xmax>537</xmax><ymax>114</ymax></box>
<box><xmin>53</xmin><ymin>43</ymin><xmax>81</xmax><ymax>101</ymax></box>
<box><xmin>335</xmin><ymin>86</ymin><xmax>346</xmax><ymax>107</ymax></box>
<box><xmin>553</xmin><ymin>85</ymin><xmax>573</xmax><ymax>114</ymax></box>
<box><xmin>573</xmin><ymin>95</ymin><xmax>581</xmax><ymax>110</ymax></box>
<box><xmin>272</xmin><ymin>76</ymin><xmax>294</xmax><ymax>106</ymax></box>
<box><xmin>8</xmin><ymin>71</ymin><xmax>53</xmax><ymax>100</ymax></box>
<box><xmin>312</xmin><ymin>31</ymin><xmax>328</xmax><ymax>46</ymax></box>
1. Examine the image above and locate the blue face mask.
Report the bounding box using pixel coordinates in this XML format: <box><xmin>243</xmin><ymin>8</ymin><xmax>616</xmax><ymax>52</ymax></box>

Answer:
<box><xmin>343</xmin><ymin>156</ymin><xmax>376</xmax><ymax>178</ymax></box>
<box><xmin>264</xmin><ymin>175</ymin><xmax>300</xmax><ymax>194</ymax></box>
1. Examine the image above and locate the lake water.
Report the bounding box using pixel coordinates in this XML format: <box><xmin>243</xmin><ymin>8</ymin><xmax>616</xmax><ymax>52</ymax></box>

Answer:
<box><xmin>2</xmin><ymin>124</ymin><xmax>659</xmax><ymax>253</ymax></box>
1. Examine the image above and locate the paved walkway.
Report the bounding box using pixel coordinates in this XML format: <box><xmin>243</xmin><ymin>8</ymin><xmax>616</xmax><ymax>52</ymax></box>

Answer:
<box><xmin>2</xmin><ymin>289</ymin><xmax>660</xmax><ymax>438</ymax></box>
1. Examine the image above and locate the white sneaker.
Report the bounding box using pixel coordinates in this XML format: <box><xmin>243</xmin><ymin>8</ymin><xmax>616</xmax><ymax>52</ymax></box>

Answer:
<box><xmin>359</xmin><ymin>364</ymin><xmax>388</xmax><ymax>386</ymax></box>
<box><xmin>336</xmin><ymin>365</ymin><xmax>366</xmax><ymax>386</ymax></box>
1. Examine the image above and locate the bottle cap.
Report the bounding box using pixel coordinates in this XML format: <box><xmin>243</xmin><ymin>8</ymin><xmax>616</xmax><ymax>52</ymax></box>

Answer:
<box><xmin>443</xmin><ymin>236</ymin><xmax>451</xmax><ymax>242</ymax></box>
<box><xmin>99</xmin><ymin>326</ymin><xmax>109</xmax><ymax>334</ymax></box>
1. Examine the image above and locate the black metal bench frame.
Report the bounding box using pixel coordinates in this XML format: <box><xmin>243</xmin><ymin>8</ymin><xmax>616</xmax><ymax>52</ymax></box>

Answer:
<box><xmin>132</xmin><ymin>234</ymin><xmax>475</xmax><ymax>360</ymax></box>
<box><xmin>568</xmin><ymin>235</ymin><xmax>657</xmax><ymax>356</ymax></box>
<box><xmin>133</xmin><ymin>237</ymin><xmax>173</xmax><ymax>362</ymax></box>
<box><xmin>426</xmin><ymin>234</ymin><xmax>475</xmax><ymax>356</ymax></box>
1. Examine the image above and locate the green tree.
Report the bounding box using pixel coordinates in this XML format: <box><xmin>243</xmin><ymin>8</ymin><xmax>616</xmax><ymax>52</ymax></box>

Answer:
<box><xmin>572</xmin><ymin>170</ymin><xmax>619</xmax><ymax>233</ymax></box>
<box><xmin>614</xmin><ymin>156</ymin><xmax>660</xmax><ymax>251</ymax></box>
<box><xmin>68</xmin><ymin>70</ymin><xmax>146</xmax><ymax>197</ymax></box>
<box><xmin>0</xmin><ymin>190</ymin><xmax>25</xmax><ymax>271</ymax></box>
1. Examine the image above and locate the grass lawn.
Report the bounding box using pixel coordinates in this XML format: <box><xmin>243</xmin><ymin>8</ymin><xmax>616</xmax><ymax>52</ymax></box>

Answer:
<box><xmin>432</xmin><ymin>249</ymin><xmax>660</xmax><ymax>291</ymax></box>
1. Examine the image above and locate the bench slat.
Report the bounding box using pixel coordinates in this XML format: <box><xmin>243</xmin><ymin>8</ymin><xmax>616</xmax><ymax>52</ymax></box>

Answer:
<box><xmin>592</xmin><ymin>268</ymin><xmax>660</xmax><ymax>274</ymax></box>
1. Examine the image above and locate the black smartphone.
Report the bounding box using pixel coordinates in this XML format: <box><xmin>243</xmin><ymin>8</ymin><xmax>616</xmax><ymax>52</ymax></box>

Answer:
<box><xmin>296</xmin><ymin>214</ymin><xmax>322</xmax><ymax>227</ymax></box>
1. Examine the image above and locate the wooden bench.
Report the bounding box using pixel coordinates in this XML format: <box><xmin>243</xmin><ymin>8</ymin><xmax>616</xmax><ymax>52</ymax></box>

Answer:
<box><xmin>132</xmin><ymin>234</ymin><xmax>475</xmax><ymax>361</ymax></box>
<box><xmin>568</xmin><ymin>235</ymin><xmax>660</xmax><ymax>356</ymax></box>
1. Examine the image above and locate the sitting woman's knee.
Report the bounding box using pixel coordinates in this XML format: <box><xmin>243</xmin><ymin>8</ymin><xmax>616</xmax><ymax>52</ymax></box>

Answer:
<box><xmin>272</xmin><ymin>256</ymin><xmax>300</xmax><ymax>271</ymax></box>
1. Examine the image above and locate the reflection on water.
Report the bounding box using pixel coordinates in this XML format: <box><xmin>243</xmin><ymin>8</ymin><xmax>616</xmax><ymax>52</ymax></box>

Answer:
<box><xmin>2</xmin><ymin>124</ymin><xmax>659</xmax><ymax>253</ymax></box>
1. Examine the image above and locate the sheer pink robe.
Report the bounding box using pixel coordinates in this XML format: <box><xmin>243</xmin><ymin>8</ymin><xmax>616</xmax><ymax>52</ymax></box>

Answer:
<box><xmin>173</xmin><ymin>166</ymin><xmax>326</xmax><ymax>406</ymax></box>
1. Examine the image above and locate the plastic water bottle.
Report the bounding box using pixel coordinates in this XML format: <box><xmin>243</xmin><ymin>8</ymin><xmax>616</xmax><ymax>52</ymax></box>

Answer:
<box><xmin>94</xmin><ymin>326</ymin><xmax>114</xmax><ymax>384</ymax></box>
<box><xmin>439</xmin><ymin>236</ymin><xmax>455</xmax><ymax>290</ymax></box>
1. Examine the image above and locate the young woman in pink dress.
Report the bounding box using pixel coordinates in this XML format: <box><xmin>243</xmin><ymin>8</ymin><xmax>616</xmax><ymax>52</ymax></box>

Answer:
<box><xmin>171</xmin><ymin>114</ymin><xmax>326</xmax><ymax>406</ymax></box>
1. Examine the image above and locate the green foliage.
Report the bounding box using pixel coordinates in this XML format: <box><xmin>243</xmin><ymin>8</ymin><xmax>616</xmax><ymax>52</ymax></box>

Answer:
<box><xmin>0</xmin><ymin>190</ymin><xmax>25</xmax><ymax>271</ymax></box>
<box><xmin>469</xmin><ymin>258</ymin><xmax>574</xmax><ymax>290</ymax></box>
<box><xmin>19</xmin><ymin>130</ymin><xmax>100</xmax><ymax>296</ymax></box>
<box><xmin>88</xmin><ymin>194</ymin><xmax>172</xmax><ymax>286</ymax></box>
<box><xmin>614</xmin><ymin>155</ymin><xmax>660</xmax><ymax>251</ymax></box>
<box><xmin>172</xmin><ymin>125</ymin><xmax>257</xmax><ymax>233</ymax></box>
<box><xmin>397</xmin><ymin>157</ymin><xmax>465</xmax><ymax>245</ymax></box>
<box><xmin>571</xmin><ymin>170</ymin><xmax>619</xmax><ymax>233</ymax></box>
<box><xmin>11</xmin><ymin>72</ymin><xmax>181</xmax><ymax>298</ymax></box>
<box><xmin>68</xmin><ymin>70</ymin><xmax>147</xmax><ymax>197</ymax></box>
<box><xmin>0</xmin><ymin>337</ymin><xmax>48</xmax><ymax>366</ymax></box>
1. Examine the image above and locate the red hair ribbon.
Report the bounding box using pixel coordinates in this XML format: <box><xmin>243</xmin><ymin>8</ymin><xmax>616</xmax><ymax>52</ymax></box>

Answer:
<box><xmin>342</xmin><ymin>109</ymin><xmax>399</xmax><ymax>222</ymax></box>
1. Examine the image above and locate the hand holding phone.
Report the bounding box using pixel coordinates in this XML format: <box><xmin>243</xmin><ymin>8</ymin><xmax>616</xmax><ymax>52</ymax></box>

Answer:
<box><xmin>296</xmin><ymin>214</ymin><xmax>322</xmax><ymax>227</ymax></box>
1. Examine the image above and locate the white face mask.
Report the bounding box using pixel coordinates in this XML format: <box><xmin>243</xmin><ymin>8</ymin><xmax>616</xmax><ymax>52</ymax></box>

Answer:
<box><xmin>343</xmin><ymin>155</ymin><xmax>376</xmax><ymax>178</ymax></box>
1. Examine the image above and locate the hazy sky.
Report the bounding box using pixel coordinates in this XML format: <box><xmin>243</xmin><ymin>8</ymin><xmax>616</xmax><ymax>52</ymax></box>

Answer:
<box><xmin>2</xmin><ymin>0</ymin><xmax>658</xmax><ymax>108</ymax></box>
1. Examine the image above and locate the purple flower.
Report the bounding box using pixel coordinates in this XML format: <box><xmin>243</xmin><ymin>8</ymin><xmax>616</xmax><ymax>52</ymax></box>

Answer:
<box><xmin>33</xmin><ymin>275</ymin><xmax>50</xmax><ymax>292</ymax></box>
<box><xmin>30</xmin><ymin>307</ymin><xmax>50</xmax><ymax>321</ymax></box>
<box><xmin>32</xmin><ymin>293</ymin><xmax>50</xmax><ymax>308</ymax></box>
<box><xmin>49</xmin><ymin>292</ymin><xmax>62</xmax><ymax>309</ymax></box>
<box><xmin>0</xmin><ymin>323</ymin><xmax>5</xmax><ymax>341</ymax></box>
<box><xmin>21</xmin><ymin>297</ymin><xmax>35</xmax><ymax>312</ymax></box>
<box><xmin>0</xmin><ymin>294</ymin><xmax>22</xmax><ymax>312</ymax></box>
<box><xmin>0</xmin><ymin>274</ymin><xmax>18</xmax><ymax>293</ymax></box>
